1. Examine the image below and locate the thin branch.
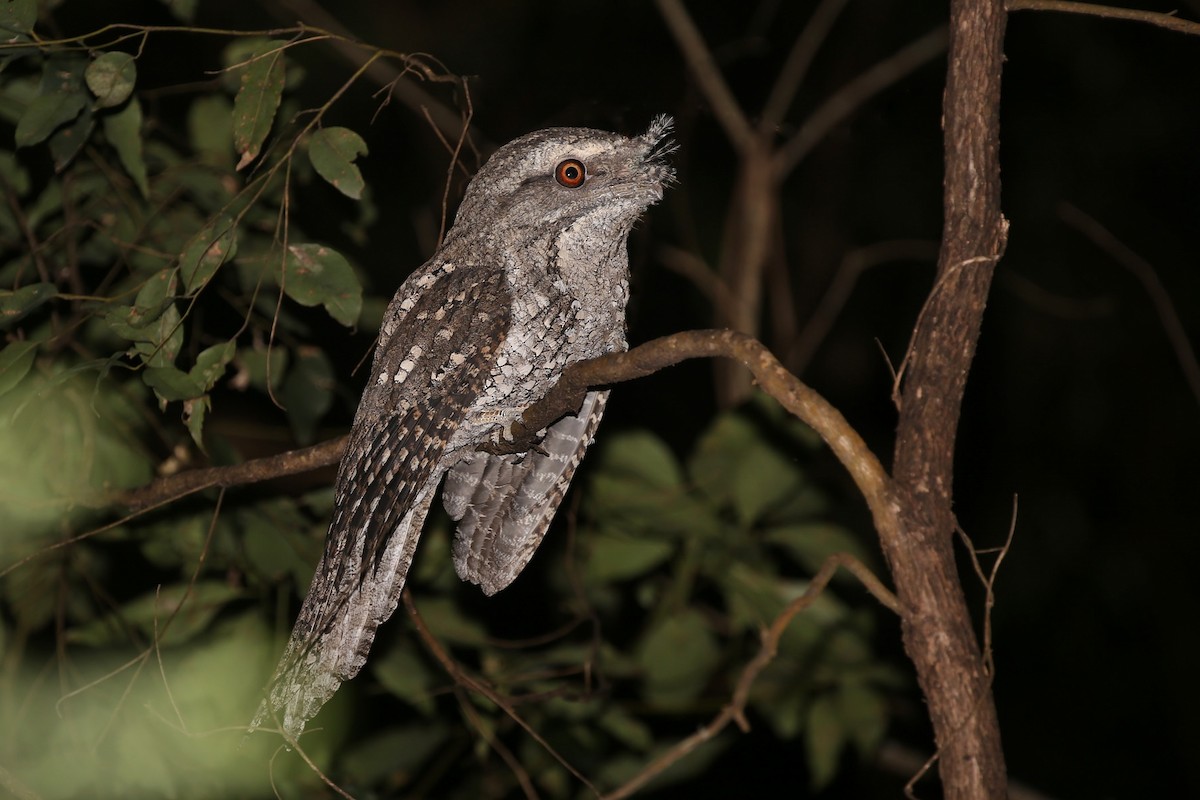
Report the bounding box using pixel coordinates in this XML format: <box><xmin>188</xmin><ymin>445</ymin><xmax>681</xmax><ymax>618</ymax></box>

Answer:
<box><xmin>786</xmin><ymin>239</ymin><xmax>938</xmax><ymax>375</ymax></box>
<box><xmin>760</xmin><ymin>0</ymin><xmax>851</xmax><ymax>132</ymax></box>
<box><xmin>403</xmin><ymin>592</ymin><xmax>599</xmax><ymax>796</ymax></box>
<box><xmin>1058</xmin><ymin>203</ymin><xmax>1200</xmax><ymax>409</ymax></box>
<box><xmin>453</xmin><ymin>688</ymin><xmax>540</xmax><ymax>800</ymax></box>
<box><xmin>602</xmin><ymin>552</ymin><xmax>899</xmax><ymax>800</ymax></box>
<box><xmin>774</xmin><ymin>26</ymin><xmax>948</xmax><ymax>175</ymax></box>
<box><xmin>116</xmin><ymin>331</ymin><xmax>895</xmax><ymax>544</ymax></box>
<box><xmin>0</xmin><ymin>764</ymin><xmax>41</xmax><ymax>800</ymax></box>
<box><xmin>510</xmin><ymin>330</ymin><xmax>899</xmax><ymax>548</ymax></box>
<box><xmin>263</xmin><ymin>0</ymin><xmax>479</xmax><ymax>145</ymax></box>
<box><xmin>655</xmin><ymin>0</ymin><xmax>756</xmax><ymax>153</ymax></box>
<box><xmin>658</xmin><ymin>245</ymin><xmax>739</xmax><ymax>323</ymax></box>
<box><xmin>116</xmin><ymin>436</ymin><xmax>345</xmax><ymax>511</ymax></box>
<box><xmin>1007</xmin><ymin>0</ymin><xmax>1200</xmax><ymax>36</ymax></box>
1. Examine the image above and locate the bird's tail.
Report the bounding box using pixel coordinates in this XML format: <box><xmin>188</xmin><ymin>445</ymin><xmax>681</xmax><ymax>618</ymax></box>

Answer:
<box><xmin>249</xmin><ymin>491</ymin><xmax>434</xmax><ymax>741</ymax></box>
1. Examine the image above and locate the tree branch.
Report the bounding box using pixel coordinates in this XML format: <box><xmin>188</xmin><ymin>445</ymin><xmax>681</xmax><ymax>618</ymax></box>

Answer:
<box><xmin>1007</xmin><ymin>0</ymin><xmax>1200</xmax><ymax>36</ymax></box>
<box><xmin>511</xmin><ymin>330</ymin><xmax>899</xmax><ymax>544</ymax></box>
<box><xmin>118</xmin><ymin>330</ymin><xmax>898</xmax><ymax>550</ymax></box>
<box><xmin>116</xmin><ymin>437</ymin><xmax>345</xmax><ymax>512</ymax></box>
<box><xmin>602</xmin><ymin>552</ymin><xmax>900</xmax><ymax>800</ymax></box>
<box><xmin>654</xmin><ymin>0</ymin><xmax>756</xmax><ymax>154</ymax></box>
<box><xmin>774</xmin><ymin>25</ymin><xmax>949</xmax><ymax>175</ymax></box>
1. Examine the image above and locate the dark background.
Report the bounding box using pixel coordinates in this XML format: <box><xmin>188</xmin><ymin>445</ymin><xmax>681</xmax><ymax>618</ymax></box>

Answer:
<box><xmin>50</xmin><ymin>0</ymin><xmax>1200</xmax><ymax>796</ymax></box>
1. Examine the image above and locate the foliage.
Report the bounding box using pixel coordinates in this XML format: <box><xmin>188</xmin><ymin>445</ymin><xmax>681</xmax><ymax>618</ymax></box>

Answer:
<box><xmin>0</xmin><ymin>3</ymin><xmax>900</xmax><ymax>797</ymax></box>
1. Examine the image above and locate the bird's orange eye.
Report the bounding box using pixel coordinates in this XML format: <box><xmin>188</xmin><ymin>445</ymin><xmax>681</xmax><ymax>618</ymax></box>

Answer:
<box><xmin>555</xmin><ymin>159</ymin><xmax>586</xmax><ymax>187</ymax></box>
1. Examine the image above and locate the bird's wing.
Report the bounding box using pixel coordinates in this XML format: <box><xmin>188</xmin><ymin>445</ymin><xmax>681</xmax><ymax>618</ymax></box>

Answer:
<box><xmin>252</xmin><ymin>263</ymin><xmax>512</xmax><ymax>739</ymax></box>
<box><xmin>445</xmin><ymin>389</ymin><xmax>608</xmax><ymax>595</ymax></box>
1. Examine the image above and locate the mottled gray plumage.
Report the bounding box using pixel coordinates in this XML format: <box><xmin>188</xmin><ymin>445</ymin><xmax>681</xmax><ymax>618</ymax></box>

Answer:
<box><xmin>251</xmin><ymin>117</ymin><xmax>674</xmax><ymax>739</ymax></box>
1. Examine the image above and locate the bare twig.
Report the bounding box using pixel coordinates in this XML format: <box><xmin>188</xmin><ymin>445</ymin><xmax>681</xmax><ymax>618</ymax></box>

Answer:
<box><xmin>263</xmin><ymin>0</ymin><xmax>478</xmax><ymax>144</ymax></box>
<box><xmin>775</xmin><ymin>25</ymin><xmax>949</xmax><ymax>175</ymax></box>
<box><xmin>0</xmin><ymin>763</ymin><xmax>41</xmax><ymax>800</ymax></box>
<box><xmin>1058</xmin><ymin>203</ymin><xmax>1200</xmax><ymax>409</ymax></box>
<box><xmin>402</xmin><ymin>592</ymin><xmax>599</xmax><ymax>796</ymax></box>
<box><xmin>786</xmin><ymin>239</ymin><xmax>938</xmax><ymax>375</ymax></box>
<box><xmin>654</xmin><ymin>0</ymin><xmax>755</xmax><ymax>153</ymax></box>
<box><xmin>453</xmin><ymin>688</ymin><xmax>540</xmax><ymax>800</ymax></box>
<box><xmin>1007</xmin><ymin>0</ymin><xmax>1200</xmax><ymax>36</ymax></box>
<box><xmin>760</xmin><ymin>0</ymin><xmax>851</xmax><ymax>132</ymax></box>
<box><xmin>602</xmin><ymin>552</ymin><xmax>899</xmax><ymax>800</ymax></box>
<box><xmin>657</xmin><ymin>245</ymin><xmax>739</xmax><ymax>323</ymax></box>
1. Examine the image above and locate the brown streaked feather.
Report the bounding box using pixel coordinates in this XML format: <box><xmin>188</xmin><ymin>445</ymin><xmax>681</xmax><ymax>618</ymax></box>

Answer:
<box><xmin>445</xmin><ymin>390</ymin><xmax>608</xmax><ymax>595</ymax></box>
<box><xmin>251</xmin><ymin>265</ymin><xmax>512</xmax><ymax>737</ymax></box>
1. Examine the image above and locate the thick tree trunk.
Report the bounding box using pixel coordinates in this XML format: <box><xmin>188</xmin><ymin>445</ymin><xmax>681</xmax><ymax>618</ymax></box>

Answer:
<box><xmin>883</xmin><ymin>0</ymin><xmax>1010</xmax><ymax>797</ymax></box>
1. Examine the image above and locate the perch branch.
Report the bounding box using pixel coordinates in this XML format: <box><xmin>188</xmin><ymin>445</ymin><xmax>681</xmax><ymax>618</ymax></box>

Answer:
<box><xmin>116</xmin><ymin>437</ymin><xmax>345</xmax><ymax>512</ymax></box>
<box><xmin>116</xmin><ymin>331</ymin><xmax>899</xmax><ymax>555</ymax></box>
<box><xmin>511</xmin><ymin>329</ymin><xmax>900</xmax><ymax>546</ymax></box>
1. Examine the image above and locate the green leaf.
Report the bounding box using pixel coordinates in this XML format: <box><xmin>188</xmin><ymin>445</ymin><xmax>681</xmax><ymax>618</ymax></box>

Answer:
<box><xmin>586</xmin><ymin>430</ymin><xmax>723</xmax><ymax>539</ymax></box>
<box><xmin>584</xmin><ymin>531</ymin><xmax>674</xmax><ymax>583</ymax></box>
<box><xmin>836</xmin><ymin>681</ymin><xmax>888</xmax><ymax>755</ymax></box>
<box><xmin>341</xmin><ymin>724</ymin><xmax>449</xmax><ymax>787</ymax></box>
<box><xmin>190</xmin><ymin>341</ymin><xmax>235</xmax><ymax>392</ymax></box>
<box><xmin>282</xmin><ymin>243</ymin><xmax>362</xmax><ymax>326</ymax></box>
<box><xmin>68</xmin><ymin>581</ymin><xmax>242</xmax><ymax>646</ymax></box>
<box><xmin>765</xmin><ymin>522</ymin><xmax>870</xmax><ymax>574</ymax></box>
<box><xmin>281</xmin><ymin>345</ymin><xmax>334</xmax><ymax>444</ymax></box>
<box><xmin>636</xmin><ymin>608</ymin><xmax>719</xmax><ymax>710</ymax></box>
<box><xmin>142</xmin><ymin>365</ymin><xmax>204</xmax><ymax>402</ymax></box>
<box><xmin>413</xmin><ymin>596</ymin><xmax>487</xmax><ymax>645</ymax></box>
<box><xmin>179</xmin><ymin>214</ymin><xmax>238</xmax><ymax>294</ymax></box>
<box><xmin>309</xmin><ymin>126</ymin><xmax>367</xmax><ymax>199</ymax></box>
<box><xmin>0</xmin><ymin>282</ymin><xmax>56</xmax><ymax>329</ymax></box>
<box><xmin>0</xmin><ymin>370</ymin><xmax>153</xmax><ymax>536</ymax></box>
<box><xmin>102</xmin><ymin>96</ymin><xmax>149</xmax><ymax>197</ymax></box>
<box><xmin>85</xmin><ymin>52</ymin><xmax>136</xmax><ymax>108</ymax></box>
<box><xmin>372</xmin><ymin>643</ymin><xmax>436</xmax><ymax>715</ymax></box>
<box><xmin>14</xmin><ymin>89</ymin><xmax>86</xmax><ymax>148</ymax></box>
<box><xmin>806</xmin><ymin>693</ymin><xmax>846</xmax><ymax>790</ymax></box>
<box><xmin>600</xmin><ymin>430</ymin><xmax>684</xmax><ymax>489</ymax></box>
<box><xmin>597</xmin><ymin>707</ymin><xmax>653</xmax><ymax>752</ymax></box>
<box><xmin>0</xmin><ymin>0</ymin><xmax>37</xmax><ymax>33</ymax></box>
<box><xmin>231</xmin><ymin>42</ymin><xmax>285</xmax><ymax>170</ymax></box>
<box><xmin>47</xmin><ymin>102</ymin><xmax>93</xmax><ymax>170</ymax></box>
<box><xmin>0</xmin><ymin>340</ymin><xmax>36</xmax><ymax>396</ymax></box>
<box><xmin>236</xmin><ymin>500</ymin><xmax>318</xmax><ymax>588</ymax></box>
<box><xmin>236</xmin><ymin>345</ymin><xmax>288</xmax><ymax>392</ymax></box>
<box><xmin>107</xmin><ymin>269</ymin><xmax>175</xmax><ymax>341</ymax></box>
<box><xmin>135</xmin><ymin>302</ymin><xmax>183</xmax><ymax>368</ymax></box>
<box><xmin>156</xmin><ymin>0</ymin><xmax>198</xmax><ymax>21</ymax></box>
<box><xmin>187</xmin><ymin>94</ymin><xmax>233</xmax><ymax>167</ymax></box>
<box><xmin>0</xmin><ymin>150</ymin><xmax>30</xmax><ymax>197</ymax></box>
<box><xmin>131</xmin><ymin>268</ymin><xmax>175</xmax><ymax>326</ymax></box>
<box><xmin>183</xmin><ymin>394</ymin><xmax>210</xmax><ymax>450</ymax></box>
<box><xmin>689</xmin><ymin>412</ymin><xmax>807</xmax><ymax>525</ymax></box>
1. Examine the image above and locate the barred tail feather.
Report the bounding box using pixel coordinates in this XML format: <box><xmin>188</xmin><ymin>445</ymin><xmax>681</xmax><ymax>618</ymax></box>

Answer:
<box><xmin>250</xmin><ymin>491</ymin><xmax>434</xmax><ymax>739</ymax></box>
<box><xmin>445</xmin><ymin>390</ymin><xmax>608</xmax><ymax>595</ymax></box>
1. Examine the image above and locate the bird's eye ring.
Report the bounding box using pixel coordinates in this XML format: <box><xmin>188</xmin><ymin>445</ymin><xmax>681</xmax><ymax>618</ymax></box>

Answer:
<box><xmin>555</xmin><ymin>159</ymin><xmax>586</xmax><ymax>188</ymax></box>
